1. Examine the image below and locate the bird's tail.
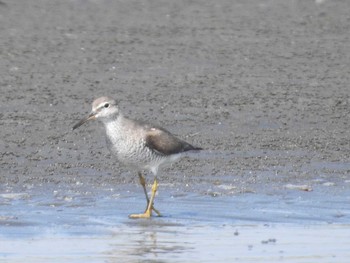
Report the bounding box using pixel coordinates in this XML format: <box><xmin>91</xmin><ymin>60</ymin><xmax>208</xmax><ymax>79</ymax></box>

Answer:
<box><xmin>184</xmin><ymin>144</ymin><xmax>203</xmax><ymax>152</ymax></box>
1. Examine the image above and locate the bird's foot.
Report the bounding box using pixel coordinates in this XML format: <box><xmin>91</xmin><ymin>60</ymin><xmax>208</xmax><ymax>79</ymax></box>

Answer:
<box><xmin>150</xmin><ymin>206</ymin><xmax>162</xmax><ymax>217</ymax></box>
<box><xmin>129</xmin><ymin>204</ymin><xmax>162</xmax><ymax>219</ymax></box>
<box><xmin>129</xmin><ymin>210</ymin><xmax>152</xmax><ymax>219</ymax></box>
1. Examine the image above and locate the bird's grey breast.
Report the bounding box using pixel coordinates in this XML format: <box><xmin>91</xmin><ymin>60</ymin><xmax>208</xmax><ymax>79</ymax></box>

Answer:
<box><xmin>104</xmin><ymin>117</ymin><xmax>153</xmax><ymax>166</ymax></box>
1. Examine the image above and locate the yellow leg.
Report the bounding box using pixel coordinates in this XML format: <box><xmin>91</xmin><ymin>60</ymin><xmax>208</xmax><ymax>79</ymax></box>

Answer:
<box><xmin>138</xmin><ymin>172</ymin><xmax>150</xmax><ymax>204</ymax></box>
<box><xmin>129</xmin><ymin>178</ymin><xmax>160</xmax><ymax>219</ymax></box>
<box><xmin>136</xmin><ymin>173</ymin><xmax>161</xmax><ymax>216</ymax></box>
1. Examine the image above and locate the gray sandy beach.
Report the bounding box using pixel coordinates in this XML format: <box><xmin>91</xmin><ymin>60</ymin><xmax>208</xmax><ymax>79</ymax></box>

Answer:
<box><xmin>1</xmin><ymin>0</ymin><xmax>350</xmax><ymax>262</ymax></box>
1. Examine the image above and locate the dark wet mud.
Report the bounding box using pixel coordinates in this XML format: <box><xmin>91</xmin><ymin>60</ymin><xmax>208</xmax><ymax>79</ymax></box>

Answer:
<box><xmin>1</xmin><ymin>0</ymin><xmax>350</xmax><ymax>262</ymax></box>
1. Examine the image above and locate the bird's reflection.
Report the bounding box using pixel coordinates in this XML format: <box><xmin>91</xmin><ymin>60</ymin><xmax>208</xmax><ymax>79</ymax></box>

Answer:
<box><xmin>106</xmin><ymin>219</ymin><xmax>192</xmax><ymax>262</ymax></box>
<box><xmin>132</xmin><ymin>228</ymin><xmax>158</xmax><ymax>257</ymax></box>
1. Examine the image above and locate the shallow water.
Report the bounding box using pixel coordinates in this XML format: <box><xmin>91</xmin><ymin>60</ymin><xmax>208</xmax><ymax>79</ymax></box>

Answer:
<box><xmin>2</xmin><ymin>224</ymin><xmax>350</xmax><ymax>263</ymax></box>
<box><xmin>1</xmin><ymin>184</ymin><xmax>350</xmax><ymax>262</ymax></box>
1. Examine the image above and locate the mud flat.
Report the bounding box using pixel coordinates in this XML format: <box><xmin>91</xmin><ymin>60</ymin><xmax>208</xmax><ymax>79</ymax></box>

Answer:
<box><xmin>1</xmin><ymin>0</ymin><xmax>350</xmax><ymax>262</ymax></box>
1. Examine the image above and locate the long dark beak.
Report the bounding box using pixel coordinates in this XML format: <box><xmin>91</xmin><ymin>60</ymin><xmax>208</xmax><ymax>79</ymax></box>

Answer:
<box><xmin>72</xmin><ymin>112</ymin><xmax>96</xmax><ymax>130</ymax></box>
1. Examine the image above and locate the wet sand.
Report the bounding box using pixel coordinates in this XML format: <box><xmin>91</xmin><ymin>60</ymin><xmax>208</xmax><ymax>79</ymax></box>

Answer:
<box><xmin>1</xmin><ymin>0</ymin><xmax>350</xmax><ymax>262</ymax></box>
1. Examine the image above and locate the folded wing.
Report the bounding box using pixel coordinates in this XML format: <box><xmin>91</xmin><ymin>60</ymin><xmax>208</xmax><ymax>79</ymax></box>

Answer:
<box><xmin>145</xmin><ymin>127</ymin><xmax>202</xmax><ymax>156</ymax></box>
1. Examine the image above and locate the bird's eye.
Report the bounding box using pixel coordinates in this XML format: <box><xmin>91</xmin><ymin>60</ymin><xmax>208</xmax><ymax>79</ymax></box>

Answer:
<box><xmin>104</xmin><ymin>103</ymin><xmax>110</xmax><ymax>108</ymax></box>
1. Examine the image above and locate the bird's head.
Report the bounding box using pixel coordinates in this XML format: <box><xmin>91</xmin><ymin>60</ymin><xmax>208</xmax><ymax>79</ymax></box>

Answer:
<box><xmin>73</xmin><ymin>96</ymin><xmax>119</xmax><ymax>130</ymax></box>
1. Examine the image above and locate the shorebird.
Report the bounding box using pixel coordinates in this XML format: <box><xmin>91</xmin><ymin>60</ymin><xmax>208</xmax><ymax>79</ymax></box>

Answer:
<box><xmin>72</xmin><ymin>96</ymin><xmax>202</xmax><ymax>218</ymax></box>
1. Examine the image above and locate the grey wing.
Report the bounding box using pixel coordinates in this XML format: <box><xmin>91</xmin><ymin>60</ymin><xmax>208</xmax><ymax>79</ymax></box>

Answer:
<box><xmin>145</xmin><ymin>127</ymin><xmax>201</xmax><ymax>155</ymax></box>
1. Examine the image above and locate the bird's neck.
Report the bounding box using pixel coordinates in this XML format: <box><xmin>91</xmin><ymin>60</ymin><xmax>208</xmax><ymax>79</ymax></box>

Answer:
<box><xmin>103</xmin><ymin>114</ymin><xmax>125</xmax><ymax>140</ymax></box>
